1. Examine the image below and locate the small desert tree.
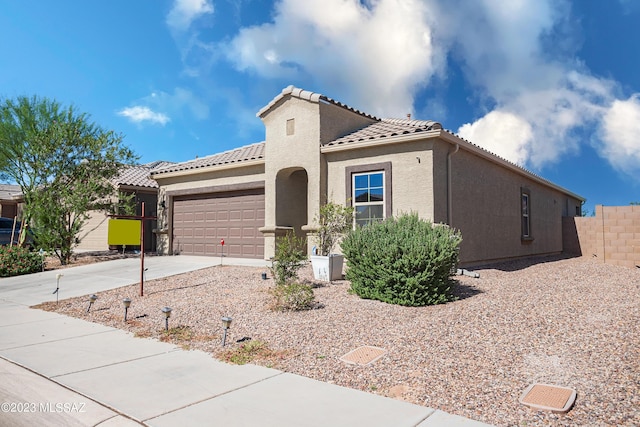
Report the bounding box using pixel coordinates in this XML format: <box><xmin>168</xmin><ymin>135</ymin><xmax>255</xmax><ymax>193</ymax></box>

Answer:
<box><xmin>314</xmin><ymin>201</ymin><xmax>354</xmax><ymax>256</ymax></box>
<box><xmin>0</xmin><ymin>95</ymin><xmax>137</xmax><ymax>264</ymax></box>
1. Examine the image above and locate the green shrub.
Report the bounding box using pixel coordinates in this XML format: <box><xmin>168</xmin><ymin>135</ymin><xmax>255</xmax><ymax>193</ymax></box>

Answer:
<box><xmin>0</xmin><ymin>246</ymin><xmax>43</xmax><ymax>277</ymax></box>
<box><xmin>341</xmin><ymin>213</ymin><xmax>462</xmax><ymax>307</ymax></box>
<box><xmin>268</xmin><ymin>231</ymin><xmax>315</xmax><ymax>311</ymax></box>
<box><xmin>270</xmin><ymin>232</ymin><xmax>306</xmax><ymax>286</ymax></box>
<box><xmin>270</xmin><ymin>281</ymin><xmax>315</xmax><ymax>311</ymax></box>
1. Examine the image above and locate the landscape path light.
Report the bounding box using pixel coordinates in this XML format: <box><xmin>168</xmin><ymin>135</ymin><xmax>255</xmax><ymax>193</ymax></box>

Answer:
<box><xmin>123</xmin><ymin>298</ymin><xmax>132</xmax><ymax>322</ymax></box>
<box><xmin>161</xmin><ymin>306</ymin><xmax>172</xmax><ymax>331</ymax></box>
<box><xmin>53</xmin><ymin>273</ymin><xmax>63</xmax><ymax>304</ymax></box>
<box><xmin>87</xmin><ymin>294</ymin><xmax>98</xmax><ymax>312</ymax></box>
<box><xmin>221</xmin><ymin>316</ymin><xmax>232</xmax><ymax>346</ymax></box>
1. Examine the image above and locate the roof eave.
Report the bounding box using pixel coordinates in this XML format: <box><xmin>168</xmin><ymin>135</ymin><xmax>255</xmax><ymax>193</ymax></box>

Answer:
<box><xmin>321</xmin><ymin>129</ymin><xmax>584</xmax><ymax>202</ymax></box>
<box><xmin>321</xmin><ymin>130</ymin><xmax>442</xmax><ymax>153</ymax></box>
<box><xmin>151</xmin><ymin>158</ymin><xmax>265</xmax><ymax>180</ymax></box>
<box><xmin>439</xmin><ymin>131</ymin><xmax>586</xmax><ymax>202</ymax></box>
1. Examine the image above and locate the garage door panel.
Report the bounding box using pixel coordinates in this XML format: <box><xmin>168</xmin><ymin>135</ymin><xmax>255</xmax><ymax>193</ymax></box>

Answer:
<box><xmin>173</xmin><ymin>190</ymin><xmax>264</xmax><ymax>259</ymax></box>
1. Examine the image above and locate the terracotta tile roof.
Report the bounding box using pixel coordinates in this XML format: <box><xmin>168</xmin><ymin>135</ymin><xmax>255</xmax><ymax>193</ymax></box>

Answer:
<box><xmin>257</xmin><ymin>85</ymin><xmax>378</xmax><ymax>121</ymax></box>
<box><xmin>325</xmin><ymin>118</ymin><xmax>442</xmax><ymax>147</ymax></box>
<box><xmin>114</xmin><ymin>161</ymin><xmax>175</xmax><ymax>188</ymax></box>
<box><xmin>151</xmin><ymin>142</ymin><xmax>265</xmax><ymax>176</ymax></box>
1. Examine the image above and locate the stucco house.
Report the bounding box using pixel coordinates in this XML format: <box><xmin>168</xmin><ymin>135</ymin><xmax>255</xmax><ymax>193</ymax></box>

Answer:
<box><xmin>0</xmin><ymin>184</ymin><xmax>22</xmax><ymax>219</ymax></box>
<box><xmin>151</xmin><ymin>86</ymin><xmax>584</xmax><ymax>266</ymax></box>
<box><xmin>76</xmin><ymin>161</ymin><xmax>173</xmax><ymax>252</ymax></box>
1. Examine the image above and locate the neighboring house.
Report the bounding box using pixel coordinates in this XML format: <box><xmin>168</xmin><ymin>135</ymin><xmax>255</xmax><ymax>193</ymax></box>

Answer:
<box><xmin>0</xmin><ymin>184</ymin><xmax>23</xmax><ymax>219</ymax></box>
<box><xmin>151</xmin><ymin>86</ymin><xmax>584</xmax><ymax>266</ymax></box>
<box><xmin>76</xmin><ymin>161</ymin><xmax>174</xmax><ymax>252</ymax></box>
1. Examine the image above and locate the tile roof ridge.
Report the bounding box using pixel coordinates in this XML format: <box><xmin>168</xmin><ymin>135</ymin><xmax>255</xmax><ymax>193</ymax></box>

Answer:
<box><xmin>194</xmin><ymin>141</ymin><xmax>265</xmax><ymax>160</ymax></box>
<box><xmin>257</xmin><ymin>85</ymin><xmax>379</xmax><ymax>121</ymax></box>
<box><xmin>381</xmin><ymin>118</ymin><xmax>442</xmax><ymax>129</ymax></box>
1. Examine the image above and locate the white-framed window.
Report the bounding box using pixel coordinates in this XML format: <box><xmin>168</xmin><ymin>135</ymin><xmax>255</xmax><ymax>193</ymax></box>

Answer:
<box><xmin>353</xmin><ymin>171</ymin><xmax>385</xmax><ymax>227</ymax></box>
<box><xmin>521</xmin><ymin>189</ymin><xmax>531</xmax><ymax>239</ymax></box>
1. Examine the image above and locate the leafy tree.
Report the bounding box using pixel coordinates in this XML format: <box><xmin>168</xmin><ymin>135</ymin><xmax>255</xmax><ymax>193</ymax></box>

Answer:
<box><xmin>0</xmin><ymin>95</ymin><xmax>137</xmax><ymax>264</ymax></box>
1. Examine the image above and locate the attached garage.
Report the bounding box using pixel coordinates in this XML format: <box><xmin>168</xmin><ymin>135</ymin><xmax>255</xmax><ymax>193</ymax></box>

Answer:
<box><xmin>172</xmin><ymin>189</ymin><xmax>265</xmax><ymax>258</ymax></box>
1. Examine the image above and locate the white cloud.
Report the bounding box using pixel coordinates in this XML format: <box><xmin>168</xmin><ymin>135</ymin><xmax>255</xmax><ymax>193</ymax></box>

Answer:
<box><xmin>599</xmin><ymin>94</ymin><xmax>640</xmax><ymax>175</ymax></box>
<box><xmin>225</xmin><ymin>0</ymin><xmax>444</xmax><ymax>117</ymax></box>
<box><xmin>215</xmin><ymin>0</ymin><xmax>636</xmax><ymax>177</ymax></box>
<box><xmin>117</xmin><ymin>106</ymin><xmax>170</xmax><ymax>125</ymax></box>
<box><xmin>444</xmin><ymin>0</ymin><xmax>623</xmax><ymax>169</ymax></box>
<box><xmin>458</xmin><ymin>111</ymin><xmax>532</xmax><ymax>166</ymax></box>
<box><xmin>166</xmin><ymin>0</ymin><xmax>214</xmax><ymax>32</ymax></box>
<box><xmin>147</xmin><ymin>88</ymin><xmax>210</xmax><ymax>120</ymax></box>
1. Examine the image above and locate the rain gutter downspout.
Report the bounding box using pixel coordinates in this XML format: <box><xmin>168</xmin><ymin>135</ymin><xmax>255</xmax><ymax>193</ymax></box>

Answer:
<box><xmin>447</xmin><ymin>143</ymin><xmax>459</xmax><ymax>225</ymax></box>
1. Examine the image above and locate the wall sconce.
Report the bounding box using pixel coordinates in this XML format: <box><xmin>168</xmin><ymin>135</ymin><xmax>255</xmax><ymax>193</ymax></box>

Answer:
<box><xmin>87</xmin><ymin>294</ymin><xmax>98</xmax><ymax>312</ymax></box>
<box><xmin>123</xmin><ymin>298</ymin><xmax>132</xmax><ymax>322</ymax></box>
<box><xmin>221</xmin><ymin>316</ymin><xmax>232</xmax><ymax>346</ymax></box>
<box><xmin>161</xmin><ymin>306</ymin><xmax>172</xmax><ymax>331</ymax></box>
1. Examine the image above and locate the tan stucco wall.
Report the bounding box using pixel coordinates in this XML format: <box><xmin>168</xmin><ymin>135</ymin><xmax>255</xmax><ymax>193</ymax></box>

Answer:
<box><xmin>324</xmin><ymin>140</ymin><xmax>437</xmax><ymax>221</ymax></box>
<box><xmin>76</xmin><ymin>210</ymin><xmax>110</xmax><ymax>251</ymax></box>
<box><xmin>443</xmin><ymin>144</ymin><xmax>582</xmax><ymax>265</ymax></box>
<box><xmin>261</xmin><ymin>97</ymin><xmax>322</xmax><ymax>258</ymax></box>
<box><xmin>153</xmin><ymin>164</ymin><xmax>265</xmax><ymax>256</ymax></box>
<box><xmin>319</xmin><ymin>102</ymin><xmax>377</xmax><ymax>145</ymax></box>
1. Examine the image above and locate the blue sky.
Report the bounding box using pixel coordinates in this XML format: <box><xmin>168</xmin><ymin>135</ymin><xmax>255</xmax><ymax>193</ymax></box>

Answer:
<box><xmin>1</xmin><ymin>0</ymin><xmax>639</xmax><ymax>212</ymax></box>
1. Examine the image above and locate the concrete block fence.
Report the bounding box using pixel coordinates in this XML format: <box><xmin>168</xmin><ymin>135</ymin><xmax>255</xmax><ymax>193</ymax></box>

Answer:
<box><xmin>563</xmin><ymin>205</ymin><xmax>640</xmax><ymax>269</ymax></box>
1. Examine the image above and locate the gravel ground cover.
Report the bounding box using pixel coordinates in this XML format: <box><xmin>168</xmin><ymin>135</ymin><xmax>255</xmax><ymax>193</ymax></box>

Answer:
<box><xmin>35</xmin><ymin>255</ymin><xmax>639</xmax><ymax>426</ymax></box>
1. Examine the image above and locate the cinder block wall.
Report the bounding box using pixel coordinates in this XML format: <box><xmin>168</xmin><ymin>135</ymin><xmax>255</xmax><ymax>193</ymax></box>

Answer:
<box><xmin>563</xmin><ymin>205</ymin><xmax>640</xmax><ymax>268</ymax></box>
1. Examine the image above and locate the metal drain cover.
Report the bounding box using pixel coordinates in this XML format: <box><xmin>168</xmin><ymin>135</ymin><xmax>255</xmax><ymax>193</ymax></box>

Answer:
<box><xmin>519</xmin><ymin>383</ymin><xmax>577</xmax><ymax>413</ymax></box>
<box><xmin>340</xmin><ymin>346</ymin><xmax>386</xmax><ymax>366</ymax></box>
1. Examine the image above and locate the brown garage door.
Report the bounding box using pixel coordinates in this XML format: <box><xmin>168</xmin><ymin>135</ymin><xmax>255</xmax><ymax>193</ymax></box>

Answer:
<box><xmin>172</xmin><ymin>189</ymin><xmax>265</xmax><ymax>258</ymax></box>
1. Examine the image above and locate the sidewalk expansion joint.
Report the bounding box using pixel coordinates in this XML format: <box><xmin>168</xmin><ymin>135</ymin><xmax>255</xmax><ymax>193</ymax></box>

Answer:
<box><xmin>0</xmin><ymin>355</ymin><xmax>147</xmax><ymax>426</ymax></box>
<box><xmin>412</xmin><ymin>408</ymin><xmax>437</xmax><ymax>426</ymax></box>
<box><xmin>50</xmin><ymin>349</ymin><xmax>182</xmax><ymax>379</ymax></box>
<box><xmin>143</xmin><ymin>371</ymin><xmax>285</xmax><ymax>422</ymax></box>
<box><xmin>0</xmin><ymin>328</ymin><xmax>120</xmax><ymax>351</ymax></box>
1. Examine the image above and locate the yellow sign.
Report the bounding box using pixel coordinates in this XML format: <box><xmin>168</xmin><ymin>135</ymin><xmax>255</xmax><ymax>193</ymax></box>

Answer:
<box><xmin>108</xmin><ymin>219</ymin><xmax>141</xmax><ymax>246</ymax></box>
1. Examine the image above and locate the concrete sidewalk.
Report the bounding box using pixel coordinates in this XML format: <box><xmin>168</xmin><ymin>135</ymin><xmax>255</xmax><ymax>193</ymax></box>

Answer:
<box><xmin>0</xmin><ymin>255</ymin><xmax>493</xmax><ymax>426</ymax></box>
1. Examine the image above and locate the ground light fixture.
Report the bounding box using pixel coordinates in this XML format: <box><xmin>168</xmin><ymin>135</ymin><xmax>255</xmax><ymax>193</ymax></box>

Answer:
<box><xmin>221</xmin><ymin>316</ymin><xmax>232</xmax><ymax>346</ymax></box>
<box><xmin>161</xmin><ymin>306</ymin><xmax>172</xmax><ymax>331</ymax></box>
<box><xmin>123</xmin><ymin>298</ymin><xmax>132</xmax><ymax>322</ymax></box>
<box><xmin>53</xmin><ymin>273</ymin><xmax>63</xmax><ymax>304</ymax></box>
<box><xmin>87</xmin><ymin>294</ymin><xmax>98</xmax><ymax>312</ymax></box>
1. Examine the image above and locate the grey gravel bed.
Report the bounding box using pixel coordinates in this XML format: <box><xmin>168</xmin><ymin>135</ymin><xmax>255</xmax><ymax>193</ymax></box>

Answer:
<box><xmin>37</xmin><ymin>255</ymin><xmax>639</xmax><ymax>427</ymax></box>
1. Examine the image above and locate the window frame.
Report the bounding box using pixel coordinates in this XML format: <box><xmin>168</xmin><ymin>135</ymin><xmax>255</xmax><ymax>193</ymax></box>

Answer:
<box><xmin>352</xmin><ymin>171</ymin><xmax>385</xmax><ymax>227</ymax></box>
<box><xmin>521</xmin><ymin>188</ymin><xmax>533</xmax><ymax>241</ymax></box>
<box><xmin>345</xmin><ymin>162</ymin><xmax>392</xmax><ymax>228</ymax></box>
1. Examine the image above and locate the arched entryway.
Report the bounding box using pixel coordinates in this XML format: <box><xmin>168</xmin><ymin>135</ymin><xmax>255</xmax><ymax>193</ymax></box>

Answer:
<box><xmin>275</xmin><ymin>167</ymin><xmax>308</xmax><ymax>246</ymax></box>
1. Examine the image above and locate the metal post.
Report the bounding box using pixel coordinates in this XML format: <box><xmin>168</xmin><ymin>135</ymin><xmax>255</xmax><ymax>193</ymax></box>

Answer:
<box><xmin>140</xmin><ymin>201</ymin><xmax>145</xmax><ymax>297</ymax></box>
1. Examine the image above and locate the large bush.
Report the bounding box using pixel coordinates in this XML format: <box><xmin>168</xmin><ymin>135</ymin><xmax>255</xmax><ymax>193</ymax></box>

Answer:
<box><xmin>341</xmin><ymin>213</ymin><xmax>462</xmax><ymax>306</ymax></box>
<box><xmin>0</xmin><ymin>246</ymin><xmax>43</xmax><ymax>277</ymax></box>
